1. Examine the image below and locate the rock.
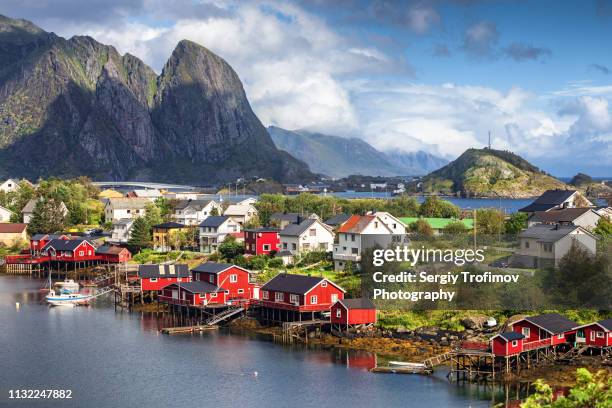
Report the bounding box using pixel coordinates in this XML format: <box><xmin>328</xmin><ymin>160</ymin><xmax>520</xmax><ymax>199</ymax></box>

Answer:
<box><xmin>396</xmin><ymin>326</ymin><xmax>409</xmax><ymax>333</ymax></box>
<box><xmin>461</xmin><ymin>315</ymin><xmax>489</xmax><ymax>330</ymax></box>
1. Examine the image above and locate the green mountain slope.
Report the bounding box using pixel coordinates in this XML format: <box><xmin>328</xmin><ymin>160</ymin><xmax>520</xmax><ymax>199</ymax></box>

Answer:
<box><xmin>0</xmin><ymin>15</ymin><xmax>313</xmax><ymax>183</ymax></box>
<box><xmin>268</xmin><ymin>126</ymin><xmax>447</xmax><ymax>178</ymax></box>
<box><xmin>421</xmin><ymin>148</ymin><xmax>567</xmax><ymax>197</ymax></box>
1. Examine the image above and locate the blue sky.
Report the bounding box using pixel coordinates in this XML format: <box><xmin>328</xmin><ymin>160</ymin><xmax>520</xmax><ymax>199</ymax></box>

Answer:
<box><xmin>1</xmin><ymin>0</ymin><xmax>611</xmax><ymax>176</ymax></box>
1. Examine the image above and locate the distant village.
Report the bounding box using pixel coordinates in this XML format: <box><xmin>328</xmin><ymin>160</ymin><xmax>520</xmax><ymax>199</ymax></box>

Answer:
<box><xmin>0</xmin><ymin>177</ymin><xmax>611</xmax><ymax>376</ymax></box>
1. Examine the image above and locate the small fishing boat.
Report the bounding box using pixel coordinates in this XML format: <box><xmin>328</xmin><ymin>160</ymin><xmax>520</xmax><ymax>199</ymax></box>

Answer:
<box><xmin>45</xmin><ymin>291</ymin><xmax>93</xmax><ymax>306</ymax></box>
<box><xmin>388</xmin><ymin>361</ymin><xmax>427</xmax><ymax>369</ymax></box>
<box><xmin>54</xmin><ymin>279</ymin><xmax>80</xmax><ymax>292</ymax></box>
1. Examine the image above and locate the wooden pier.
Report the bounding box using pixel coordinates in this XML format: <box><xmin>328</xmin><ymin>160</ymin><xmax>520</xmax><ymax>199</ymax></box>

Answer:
<box><xmin>161</xmin><ymin>325</ymin><xmax>219</xmax><ymax>335</ymax></box>
<box><xmin>281</xmin><ymin>319</ymin><xmax>328</xmax><ymax>344</ymax></box>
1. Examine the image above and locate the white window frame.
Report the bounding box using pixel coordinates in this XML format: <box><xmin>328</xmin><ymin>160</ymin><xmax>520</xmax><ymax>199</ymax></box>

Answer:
<box><xmin>596</xmin><ymin>332</ymin><xmax>604</xmax><ymax>338</ymax></box>
<box><xmin>275</xmin><ymin>292</ymin><xmax>284</xmax><ymax>302</ymax></box>
<box><xmin>321</xmin><ymin>281</ymin><xmax>327</xmax><ymax>287</ymax></box>
<box><xmin>557</xmin><ymin>333</ymin><xmax>564</xmax><ymax>339</ymax></box>
<box><xmin>522</xmin><ymin>327</ymin><xmax>530</xmax><ymax>337</ymax></box>
<box><xmin>310</xmin><ymin>295</ymin><xmax>318</xmax><ymax>304</ymax></box>
<box><xmin>262</xmin><ymin>291</ymin><xmax>269</xmax><ymax>300</ymax></box>
<box><xmin>237</xmin><ymin>289</ymin><xmax>244</xmax><ymax>294</ymax></box>
<box><xmin>290</xmin><ymin>294</ymin><xmax>299</xmax><ymax>304</ymax></box>
<box><xmin>149</xmin><ymin>278</ymin><xmax>158</xmax><ymax>282</ymax></box>
<box><xmin>336</xmin><ymin>308</ymin><xmax>342</xmax><ymax>318</ymax></box>
<box><xmin>78</xmin><ymin>250</ymin><xmax>84</xmax><ymax>256</ymax></box>
<box><xmin>210</xmin><ymin>292</ymin><xmax>217</xmax><ymax>298</ymax></box>
<box><xmin>263</xmin><ymin>244</ymin><xmax>271</xmax><ymax>251</ymax></box>
<box><xmin>209</xmin><ymin>275</ymin><xmax>214</xmax><ymax>283</ymax></box>
<box><xmin>512</xmin><ymin>340</ymin><xmax>518</xmax><ymax>347</ymax></box>
<box><xmin>230</xmin><ymin>274</ymin><xmax>238</xmax><ymax>283</ymax></box>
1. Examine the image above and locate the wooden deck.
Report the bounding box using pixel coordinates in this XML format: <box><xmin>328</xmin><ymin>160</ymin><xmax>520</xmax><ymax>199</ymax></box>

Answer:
<box><xmin>161</xmin><ymin>325</ymin><xmax>219</xmax><ymax>335</ymax></box>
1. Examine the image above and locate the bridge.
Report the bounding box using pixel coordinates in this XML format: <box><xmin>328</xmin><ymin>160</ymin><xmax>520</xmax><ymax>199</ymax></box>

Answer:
<box><xmin>92</xmin><ymin>181</ymin><xmax>198</xmax><ymax>190</ymax></box>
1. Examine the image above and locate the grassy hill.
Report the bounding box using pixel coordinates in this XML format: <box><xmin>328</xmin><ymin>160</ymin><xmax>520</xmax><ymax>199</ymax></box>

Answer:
<box><xmin>420</xmin><ymin>148</ymin><xmax>567</xmax><ymax>198</ymax></box>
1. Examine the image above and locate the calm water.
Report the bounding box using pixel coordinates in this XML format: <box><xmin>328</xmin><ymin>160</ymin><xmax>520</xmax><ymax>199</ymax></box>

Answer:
<box><xmin>0</xmin><ymin>276</ymin><xmax>520</xmax><ymax>408</ymax></box>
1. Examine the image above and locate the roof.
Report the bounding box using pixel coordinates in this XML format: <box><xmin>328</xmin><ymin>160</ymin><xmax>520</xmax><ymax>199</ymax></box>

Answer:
<box><xmin>280</xmin><ymin>218</ymin><xmax>326</xmax><ymax>237</ymax></box>
<box><xmin>521</xmin><ymin>313</ymin><xmax>578</xmax><ymax>334</ymax></box>
<box><xmin>167</xmin><ymin>281</ymin><xmax>221</xmax><ymax>294</ymax></box>
<box><xmin>42</xmin><ymin>238</ymin><xmax>93</xmax><ymax>251</ymax></box>
<box><xmin>519</xmin><ymin>190</ymin><xmax>578</xmax><ymax>212</ymax></box>
<box><xmin>192</xmin><ymin>262</ymin><xmax>239</xmax><ymax>274</ymax></box>
<box><xmin>174</xmin><ymin>199</ymin><xmax>214</xmax><ymax>211</ymax></box>
<box><xmin>130</xmin><ymin>189</ymin><xmax>162</xmax><ymax>198</ymax></box>
<box><xmin>31</xmin><ymin>233</ymin><xmax>66</xmax><ymax>241</ymax></box>
<box><xmin>21</xmin><ymin>199</ymin><xmax>38</xmax><ymax>213</ymax></box>
<box><xmin>324</xmin><ymin>214</ymin><xmax>351</xmax><ymax>226</ymax></box>
<box><xmin>138</xmin><ymin>264</ymin><xmax>190</xmax><ymax>278</ymax></box>
<box><xmin>98</xmin><ymin>189</ymin><xmax>124</xmax><ymax>198</ymax></box>
<box><xmin>270</xmin><ymin>212</ymin><xmax>301</xmax><ymax>224</ymax></box>
<box><xmin>494</xmin><ymin>332</ymin><xmax>525</xmax><ymax>341</ymax></box>
<box><xmin>105</xmin><ymin>198</ymin><xmax>150</xmax><ymax>210</ymax></box>
<box><xmin>245</xmin><ymin>227</ymin><xmax>280</xmax><ymax>233</ymax></box>
<box><xmin>399</xmin><ymin>217</ymin><xmax>474</xmax><ymax>230</ymax></box>
<box><xmin>0</xmin><ymin>223</ymin><xmax>27</xmax><ymax>233</ymax></box>
<box><xmin>337</xmin><ymin>298</ymin><xmax>376</xmax><ymax>310</ymax></box>
<box><xmin>96</xmin><ymin>245</ymin><xmax>128</xmax><ymax>255</ymax></box>
<box><xmin>224</xmin><ymin>204</ymin><xmax>256</xmax><ymax>216</ymax></box>
<box><xmin>574</xmin><ymin>319</ymin><xmax>612</xmax><ymax>332</ymax></box>
<box><xmin>337</xmin><ymin>215</ymin><xmax>376</xmax><ymax>234</ymax></box>
<box><xmin>262</xmin><ymin>273</ymin><xmax>344</xmax><ymax>294</ymax></box>
<box><xmin>199</xmin><ymin>216</ymin><xmax>230</xmax><ymax>227</ymax></box>
<box><xmin>530</xmin><ymin>208</ymin><xmax>597</xmax><ymax>223</ymax></box>
<box><xmin>518</xmin><ymin>224</ymin><xmax>585</xmax><ymax>243</ymax></box>
<box><xmin>153</xmin><ymin>222</ymin><xmax>186</xmax><ymax>229</ymax></box>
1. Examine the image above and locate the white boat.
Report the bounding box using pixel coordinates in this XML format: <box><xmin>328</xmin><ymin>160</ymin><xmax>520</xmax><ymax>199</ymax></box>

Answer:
<box><xmin>45</xmin><ymin>291</ymin><xmax>93</xmax><ymax>306</ymax></box>
<box><xmin>388</xmin><ymin>361</ymin><xmax>427</xmax><ymax>369</ymax></box>
<box><xmin>54</xmin><ymin>279</ymin><xmax>80</xmax><ymax>292</ymax></box>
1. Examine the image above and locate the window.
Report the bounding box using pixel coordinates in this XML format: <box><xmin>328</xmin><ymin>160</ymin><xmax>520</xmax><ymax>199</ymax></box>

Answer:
<box><xmin>522</xmin><ymin>327</ymin><xmax>530</xmax><ymax>337</ymax></box>
<box><xmin>79</xmin><ymin>251</ymin><xmax>84</xmax><ymax>256</ymax></box>
<box><xmin>150</xmin><ymin>278</ymin><xmax>158</xmax><ymax>282</ymax></box>
<box><xmin>310</xmin><ymin>295</ymin><xmax>318</xmax><ymax>304</ymax></box>
<box><xmin>557</xmin><ymin>334</ymin><xmax>564</xmax><ymax>339</ymax></box>
<box><xmin>275</xmin><ymin>292</ymin><xmax>284</xmax><ymax>302</ymax></box>
<box><xmin>283</xmin><ymin>243</ymin><xmax>288</xmax><ymax>249</ymax></box>
<box><xmin>263</xmin><ymin>244</ymin><xmax>271</xmax><ymax>251</ymax></box>
<box><xmin>290</xmin><ymin>294</ymin><xmax>299</xmax><ymax>304</ymax></box>
<box><xmin>237</xmin><ymin>289</ymin><xmax>244</xmax><ymax>294</ymax></box>
<box><xmin>351</xmin><ymin>234</ymin><xmax>355</xmax><ymax>242</ymax></box>
<box><xmin>512</xmin><ymin>340</ymin><xmax>518</xmax><ymax>347</ymax></box>
<box><xmin>597</xmin><ymin>332</ymin><xmax>604</xmax><ymax>338</ymax></box>
<box><xmin>351</xmin><ymin>248</ymin><xmax>358</xmax><ymax>254</ymax></box>
<box><xmin>292</xmin><ymin>243</ymin><xmax>297</xmax><ymax>250</ymax></box>
<box><xmin>210</xmin><ymin>292</ymin><xmax>217</xmax><ymax>298</ymax></box>
<box><xmin>336</xmin><ymin>309</ymin><xmax>342</xmax><ymax>318</ymax></box>
<box><xmin>331</xmin><ymin>294</ymin><xmax>338</xmax><ymax>304</ymax></box>
<box><xmin>262</xmin><ymin>291</ymin><xmax>269</xmax><ymax>300</ymax></box>
<box><xmin>230</xmin><ymin>274</ymin><xmax>237</xmax><ymax>283</ymax></box>
<box><xmin>177</xmin><ymin>278</ymin><xmax>182</xmax><ymax>282</ymax></box>
<box><xmin>209</xmin><ymin>275</ymin><xmax>214</xmax><ymax>283</ymax></box>
<box><xmin>525</xmin><ymin>241</ymin><xmax>530</xmax><ymax>249</ymax></box>
<box><xmin>309</xmin><ymin>228</ymin><xmax>316</xmax><ymax>236</ymax></box>
<box><xmin>321</xmin><ymin>281</ymin><xmax>327</xmax><ymax>287</ymax></box>
<box><xmin>374</xmin><ymin>222</ymin><xmax>378</xmax><ymax>228</ymax></box>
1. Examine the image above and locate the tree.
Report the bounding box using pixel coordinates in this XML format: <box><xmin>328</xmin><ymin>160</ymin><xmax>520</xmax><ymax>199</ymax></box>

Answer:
<box><xmin>154</xmin><ymin>197</ymin><xmax>174</xmax><ymax>221</ymax></box>
<box><xmin>418</xmin><ymin>196</ymin><xmax>460</xmax><ymax>218</ymax></box>
<box><xmin>128</xmin><ymin>217</ymin><xmax>152</xmax><ymax>248</ymax></box>
<box><xmin>210</xmin><ymin>206</ymin><xmax>220</xmax><ymax>216</ymax></box>
<box><xmin>505</xmin><ymin>212</ymin><xmax>529</xmax><ymax>235</ymax></box>
<box><xmin>443</xmin><ymin>220</ymin><xmax>467</xmax><ymax>234</ymax></box>
<box><xmin>521</xmin><ymin>368</ymin><xmax>611</xmax><ymax>408</ymax></box>
<box><xmin>593</xmin><ymin>217</ymin><xmax>612</xmax><ymax>237</ymax></box>
<box><xmin>218</xmin><ymin>236</ymin><xmax>244</xmax><ymax>261</ymax></box>
<box><xmin>144</xmin><ymin>202</ymin><xmax>162</xmax><ymax>227</ymax></box>
<box><xmin>410</xmin><ymin>218</ymin><xmax>434</xmax><ymax>237</ymax></box>
<box><xmin>27</xmin><ymin>198</ymin><xmax>66</xmax><ymax>234</ymax></box>
<box><xmin>475</xmin><ymin>208</ymin><xmax>505</xmax><ymax>235</ymax></box>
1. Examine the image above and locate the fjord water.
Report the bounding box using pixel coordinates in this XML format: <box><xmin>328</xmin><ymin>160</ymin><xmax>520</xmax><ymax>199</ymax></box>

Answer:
<box><xmin>1</xmin><ymin>276</ymin><xmax>506</xmax><ymax>407</ymax></box>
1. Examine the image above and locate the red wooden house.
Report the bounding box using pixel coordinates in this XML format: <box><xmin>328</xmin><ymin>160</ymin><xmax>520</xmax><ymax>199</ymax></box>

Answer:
<box><xmin>96</xmin><ymin>245</ymin><xmax>131</xmax><ymax>263</ymax></box>
<box><xmin>259</xmin><ymin>273</ymin><xmax>345</xmax><ymax>322</ymax></box>
<box><xmin>159</xmin><ymin>281</ymin><xmax>228</xmax><ymax>306</ymax></box>
<box><xmin>244</xmin><ymin>228</ymin><xmax>280</xmax><ymax>256</ymax></box>
<box><xmin>30</xmin><ymin>234</ymin><xmax>69</xmax><ymax>256</ymax></box>
<box><xmin>331</xmin><ymin>298</ymin><xmax>376</xmax><ymax>329</ymax></box>
<box><xmin>574</xmin><ymin>319</ymin><xmax>612</xmax><ymax>348</ymax></box>
<box><xmin>139</xmin><ymin>264</ymin><xmax>191</xmax><ymax>291</ymax></box>
<box><xmin>511</xmin><ymin>313</ymin><xmax>577</xmax><ymax>350</ymax></box>
<box><xmin>191</xmin><ymin>262</ymin><xmax>257</xmax><ymax>303</ymax></box>
<box><xmin>41</xmin><ymin>239</ymin><xmax>97</xmax><ymax>262</ymax></box>
<box><xmin>491</xmin><ymin>332</ymin><xmax>525</xmax><ymax>356</ymax></box>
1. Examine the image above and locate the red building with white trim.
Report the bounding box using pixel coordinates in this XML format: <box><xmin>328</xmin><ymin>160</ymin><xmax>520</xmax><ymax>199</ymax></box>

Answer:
<box><xmin>331</xmin><ymin>298</ymin><xmax>376</xmax><ymax>329</ymax></box>
<box><xmin>139</xmin><ymin>264</ymin><xmax>191</xmax><ymax>291</ymax></box>
<box><xmin>574</xmin><ymin>319</ymin><xmax>612</xmax><ymax>348</ymax></box>
<box><xmin>491</xmin><ymin>332</ymin><xmax>525</xmax><ymax>356</ymax></box>
<box><xmin>30</xmin><ymin>234</ymin><xmax>69</xmax><ymax>256</ymax></box>
<box><xmin>510</xmin><ymin>314</ymin><xmax>577</xmax><ymax>350</ymax></box>
<box><xmin>96</xmin><ymin>245</ymin><xmax>132</xmax><ymax>263</ymax></box>
<box><xmin>191</xmin><ymin>262</ymin><xmax>257</xmax><ymax>303</ymax></box>
<box><xmin>259</xmin><ymin>273</ymin><xmax>344</xmax><ymax>322</ymax></box>
<box><xmin>41</xmin><ymin>239</ymin><xmax>97</xmax><ymax>262</ymax></box>
<box><xmin>244</xmin><ymin>228</ymin><xmax>280</xmax><ymax>256</ymax></box>
<box><xmin>159</xmin><ymin>281</ymin><xmax>228</xmax><ymax>307</ymax></box>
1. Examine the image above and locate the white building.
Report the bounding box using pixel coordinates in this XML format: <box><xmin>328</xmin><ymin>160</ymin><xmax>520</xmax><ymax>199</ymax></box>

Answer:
<box><xmin>0</xmin><ymin>205</ymin><xmax>13</xmax><ymax>222</ymax></box>
<box><xmin>280</xmin><ymin>218</ymin><xmax>335</xmax><ymax>254</ymax></box>
<box><xmin>111</xmin><ymin>218</ymin><xmax>134</xmax><ymax>243</ymax></box>
<box><xmin>127</xmin><ymin>189</ymin><xmax>162</xmax><ymax>199</ymax></box>
<box><xmin>199</xmin><ymin>216</ymin><xmax>241</xmax><ymax>253</ymax></box>
<box><xmin>0</xmin><ymin>179</ymin><xmax>20</xmax><ymax>193</ymax></box>
<box><xmin>223</xmin><ymin>204</ymin><xmax>258</xmax><ymax>226</ymax></box>
<box><xmin>173</xmin><ymin>199</ymin><xmax>222</xmax><ymax>226</ymax></box>
<box><xmin>528</xmin><ymin>208</ymin><xmax>602</xmax><ymax>230</ymax></box>
<box><xmin>333</xmin><ymin>214</ymin><xmax>407</xmax><ymax>271</ymax></box>
<box><xmin>104</xmin><ymin>198</ymin><xmax>150</xmax><ymax>222</ymax></box>
<box><xmin>22</xmin><ymin>199</ymin><xmax>68</xmax><ymax>224</ymax></box>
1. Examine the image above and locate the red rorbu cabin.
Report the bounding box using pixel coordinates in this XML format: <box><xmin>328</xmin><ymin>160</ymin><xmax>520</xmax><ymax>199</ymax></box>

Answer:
<box><xmin>41</xmin><ymin>239</ymin><xmax>96</xmax><ymax>262</ymax></box>
<box><xmin>30</xmin><ymin>234</ymin><xmax>69</xmax><ymax>256</ymax></box>
<box><xmin>491</xmin><ymin>332</ymin><xmax>525</xmax><ymax>356</ymax></box>
<box><xmin>259</xmin><ymin>273</ymin><xmax>345</xmax><ymax>322</ymax></box>
<box><xmin>331</xmin><ymin>298</ymin><xmax>376</xmax><ymax>329</ymax></box>
<box><xmin>159</xmin><ymin>281</ymin><xmax>228</xmax><ymax>307</ymax></box>
<box><xmin>96</xmin><ymin>245</ymin><xmax>131</xmax><ymax>263</ymax></box>
<box><xmin>574</xmin><ymin>319</ymin><xmax>612</xmax><ymax>348</ymax></box>
<box><xmin>139</xmin><ymin>264</ymin><xmax>191</xmax><ymax>291</ymax></box>
<box><xmin>191</xmin><ymin>262</ymin><xmax>257</xmax><ymax>304</ymax></box>
<box><xmin>244</xmin><ymin>228</ymin><xmax>280</xmax><ymax>256</ymax></box>
<box><xmin>511</xmin><ymin>313</ymin><xmax>577</xmax><ymax>350</ymax></box>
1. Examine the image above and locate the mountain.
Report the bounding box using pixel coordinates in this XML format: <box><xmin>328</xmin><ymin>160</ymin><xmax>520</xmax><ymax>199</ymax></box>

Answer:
<box><xmin>0</xmin><ymin>15</ymin><xmax>313</xmax><ymax>183</ymax></box>
<box><xmin>420</xmin><ymin>148</ymin><xmax>567</xmax><ymax>197</ymax></box>
<box><xmin>268</xmin><ymin>126</ymin><xmax>447</xmax><ymax>178</ymax></box>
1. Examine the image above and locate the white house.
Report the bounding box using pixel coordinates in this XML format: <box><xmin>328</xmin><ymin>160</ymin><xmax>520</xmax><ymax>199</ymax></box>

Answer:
<box><xmin>373</xmin><ymin>211</ymin><xmax>407</xmax><ymax>234</ymax></box>
<box><xmin>127</xmin><ymin>189</ymin><xmax>162</xmax><ymax>199</ymax></box>
<box><xmin>104</xmin><ymin>198</ymin><xmax>150</xmax><ymax>222</ymax></box>
<box><xmin>333</xmin><ymin>214</ymin><xmax>407</xmax><ymax>271</ymax></box>
<box><xmin>528</xmin><ymin>208</ymin><xmax>602</xmax><ymax>230</ymax></box>
<box><xmin>173</xmin><ymin>199</ymin><xmax>222</xmax><ymax>226</ymax></box>
<box><xmin>199</xmin><ymin>216</ymin><xmax>241</xmax><ymax>253</ymax></box>
<box><xmin>0</xmin><ymin>179</ymin><xmax>20</xmax><ymax>193</ymax></box>
<box><xmin>0</xmin><ymin>205</ymin><xmax>13</xmax><ymax>222</ymax></box>
<box><xmin>111</xmin><ymin>218</ymin><xmax>134</xmax><ymax>243</ymax></box>
<box><xmin>280</xmin><ymin>218</ymin><xmax>335</xmax><ymax>254</ymax></box>
<box><xmin>511</xmin><ymin>224</ymin><xmax>597</xmax><ymax>268</ymax></box>
<box><xmin>22</xmin><ymin>199</ymin><xmax>68</xmax><ymax>223</ymax></box>
<box><xmin>519</xmin><ymin>189</ymin><xmax>594</xmax><ymax>213</ymax></box>
<box><xmin>223</xmin><ymin>204</ymin><xmax>258</xmax><ymax>226</ymax></box>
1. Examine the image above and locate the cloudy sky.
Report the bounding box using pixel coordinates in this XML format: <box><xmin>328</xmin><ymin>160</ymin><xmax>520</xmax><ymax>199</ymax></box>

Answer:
<box><xmin>2</xmin><ymin>0</ymin><xmax>611</xmax><ymax>176</ymax></box>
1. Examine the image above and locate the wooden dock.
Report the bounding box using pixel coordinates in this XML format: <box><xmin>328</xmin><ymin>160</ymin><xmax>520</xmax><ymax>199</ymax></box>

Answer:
<box><xmin>370</xmin><ymin>366</ymin><xmax>433</xmax><ymax>375</ymax></box>
<box><xmin>161</xmin><ymin>325</ymin><xmax>219</xmax><ymax>335</ymax></box>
